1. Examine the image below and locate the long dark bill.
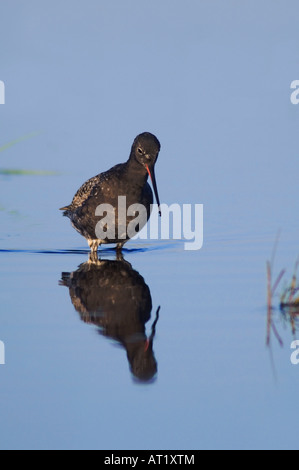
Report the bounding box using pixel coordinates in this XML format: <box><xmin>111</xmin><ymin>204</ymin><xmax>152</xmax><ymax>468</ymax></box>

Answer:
<box><xmin>146</xmin><ymin>165</ymin><xmax>161</xmax><ymax>217</ymax></box>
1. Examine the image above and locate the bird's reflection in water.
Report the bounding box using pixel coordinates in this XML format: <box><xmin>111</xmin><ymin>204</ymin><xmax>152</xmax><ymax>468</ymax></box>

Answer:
<box><xmin>60</xmin><ymin>253</ymin><xmax>160</xmax><ymax>383</ymax></box>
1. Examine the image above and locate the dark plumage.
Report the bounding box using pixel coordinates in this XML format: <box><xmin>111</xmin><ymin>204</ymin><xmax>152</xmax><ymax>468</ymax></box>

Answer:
<box><xmin>60</xmin><ymin>132</ymin><xmax>161</xmax><ymax>252</ymax></box>
<box><xmin>60</xmin><ymin>256</ymin><xmax>160</xmax><ymax>382</ymax></box>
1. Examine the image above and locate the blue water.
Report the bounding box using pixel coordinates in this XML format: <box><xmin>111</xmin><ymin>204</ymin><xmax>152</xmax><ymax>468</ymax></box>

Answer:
<box><xmin>1</xmin><ymin>0</ymin><xmax>299</xmax><ymax>450</ymax></box>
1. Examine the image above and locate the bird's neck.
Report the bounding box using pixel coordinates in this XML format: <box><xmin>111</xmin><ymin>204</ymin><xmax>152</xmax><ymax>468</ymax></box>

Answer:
<box><xmin>125</xmin><ymin>154</ymin><xmax>148</xmax><ymax>186</ymax></box>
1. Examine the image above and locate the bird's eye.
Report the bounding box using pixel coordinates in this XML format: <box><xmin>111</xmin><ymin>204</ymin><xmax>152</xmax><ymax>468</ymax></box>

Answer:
<box><xmin>137</xmin><ymin>148</ymin><xmax>143</xmax><ymax>155</ymax></box>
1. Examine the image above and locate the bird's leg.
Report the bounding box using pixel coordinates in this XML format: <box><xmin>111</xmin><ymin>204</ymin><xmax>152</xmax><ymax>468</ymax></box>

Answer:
<box><xmin>87</xmin><ymin>240</ymin><xmax>101</xmax><ymax>263</ymax></box>
<box><xmin>116</xmin><ymin>250</ymin><xmax>124</xmax><ymax>262</ymax></box>
<box><xmin>116</xmin><ymin>242</ymin><xmax>125</xmax><ymax>253</ymax></box>
<box><xmin>88</xmin><ymin>239</ymin><xmax>101</xmax><ymax>253</ymax></box>
<box><xmin>115</xmin><ymin>242</ymin><xmax>126</xmax><ymax>260</ymax></box>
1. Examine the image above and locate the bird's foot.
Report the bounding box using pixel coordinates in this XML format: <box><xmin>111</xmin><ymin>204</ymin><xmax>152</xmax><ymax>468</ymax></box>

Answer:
<box><xmin>88</xmin><ymin>239</ymin><xmax>101</xmax><ymax>252</ymax></box>
<box><xmin>116</xmin><ymin>243</ymin><xmax>125</xmax><ymax>260</ymax></box>
<box><xmin>87</xmin><ymin>240</ymin><xmax>102</xmax><ymax>264</ymax></box>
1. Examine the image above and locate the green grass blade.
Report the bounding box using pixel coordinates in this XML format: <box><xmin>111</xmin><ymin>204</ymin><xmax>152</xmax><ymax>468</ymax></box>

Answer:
<box><xmin>0</xmin><ymin>131</ymin><xmax>41</xmax><ymax>153</ymax></box>
<box><xmin>0</xmin><ymin>169</ymin><xmax>58</xmax><ymax>176</ymax></box>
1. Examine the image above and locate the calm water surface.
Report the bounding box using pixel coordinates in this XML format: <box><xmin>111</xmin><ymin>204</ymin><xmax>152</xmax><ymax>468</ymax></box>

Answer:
<box><xmin>1</xmin><ymin>0</ymin><xmax>299</xmax><ymax>450</ymax></box>
<box><xmin>0</xmin><ymin>173</ymin><xmax>299</xmax><ymax>450</ymax></box>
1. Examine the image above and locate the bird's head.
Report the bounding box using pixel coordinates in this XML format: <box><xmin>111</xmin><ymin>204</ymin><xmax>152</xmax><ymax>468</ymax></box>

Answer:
<box><xmin>131</xmin><ymin>132</ymin><xmax>162</xmax><ymax>216</ymax></box>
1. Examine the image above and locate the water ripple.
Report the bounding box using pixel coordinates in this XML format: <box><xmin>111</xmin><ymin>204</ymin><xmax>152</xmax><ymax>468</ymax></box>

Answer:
<box><xmin>0</xmin><ymin>240</ymin><xmax>182</xmax><ymax>256</ymax></box>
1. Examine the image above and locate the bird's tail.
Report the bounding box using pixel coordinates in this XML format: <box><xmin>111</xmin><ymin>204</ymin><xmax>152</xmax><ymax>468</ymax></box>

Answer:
<box><xmin>59</xmin><ymin>205</ymin><xmax>71</xmax><ymax>217</ymax></box>
<box><xmin>59</xmin><ymin>272</ymin><xmax>71</xmax><ymax>287</ymax></box>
